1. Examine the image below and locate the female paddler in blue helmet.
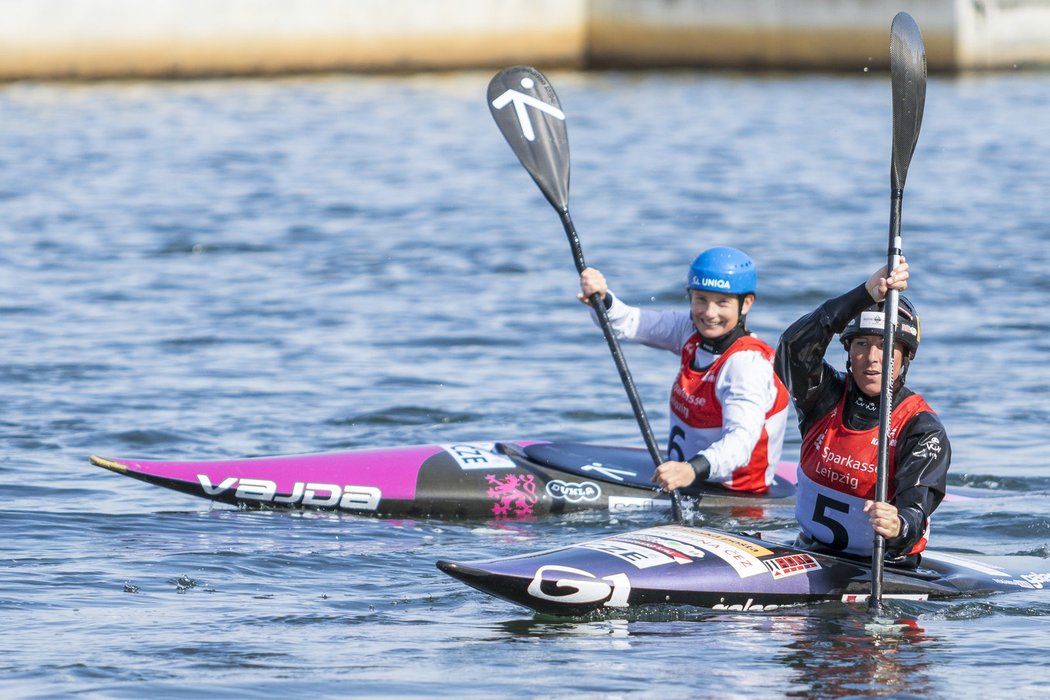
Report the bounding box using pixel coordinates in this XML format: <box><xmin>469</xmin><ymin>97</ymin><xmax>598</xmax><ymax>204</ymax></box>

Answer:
<box><xmin>578</xmin><ymin>247</ymin><xmax>789</xmax><ymax>494</ymax></box>
<box><xmin>775</xmin><ymin>259</ymin><xmax>951</xmax><ymax>566</ymax></box>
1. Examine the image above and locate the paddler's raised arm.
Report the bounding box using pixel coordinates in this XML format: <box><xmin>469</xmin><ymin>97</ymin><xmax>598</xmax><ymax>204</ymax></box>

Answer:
<box><xmin>775</xmin><ymin>261</ymin><xmax>910</xmax><ymax>426</ymax></box>
<box><xmin>774</xmin><ymin>283</ymin><xmax>871</xmax><ymax>418</ymax></box>
<box><xmin>578</xmin><ymin>267</ymin><xmax>691</xmax><ymax>352</ymax></box>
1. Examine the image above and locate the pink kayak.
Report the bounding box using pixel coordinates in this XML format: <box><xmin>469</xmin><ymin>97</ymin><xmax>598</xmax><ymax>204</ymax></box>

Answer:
<box><xmin>90</xmin><ymin>440</ymin><xmax>798</xmax><ymax>519</ymax></box>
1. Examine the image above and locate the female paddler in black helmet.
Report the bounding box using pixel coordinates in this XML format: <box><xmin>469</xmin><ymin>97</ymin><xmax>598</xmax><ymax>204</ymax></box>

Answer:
<box><xmin>775</xmin><ymin>259</ymin><xmax>951</xmax><ymax>566</ymax></box>
<box><xmin>579</xmin><ymin>247</ymin><xmax>789</xmax><ymax>494</ymax></box>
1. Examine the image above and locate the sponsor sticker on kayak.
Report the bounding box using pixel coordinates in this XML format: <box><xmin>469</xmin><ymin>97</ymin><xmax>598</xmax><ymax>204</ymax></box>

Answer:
<box><xmin>989</xmin><ymin>572</ymin><xmax>1050</xmax><ymax>590</ymax></box>
<box><xmin>441</xmin><ymin>443</ymin><xmax>517</xmax><ymax>471</ymax></box>
<box><xmin>841</xmin><ymin>594</ymin><xmax>929</xmax><ymax>603</ymax></box>
<box><xmin>607</xmin><ymin>496</ymin><xmax>670</xmax><ymax>512</ymax></box>
<box><xmin>1021</xmin><ymin>572</ymin><xmax>1050</xmax><ymax>589</ymax></box>
<box><xmin>611</xmin><ymin>532</ymin><xmax>708</xmax><ymax>562</ymax></box>
<box><xmin>197</xmin><ymin>475</ymin><xmax>381</xmax><ymax>511</ymax></box>
<box><xmin>486</xmin><ymin>473</ymin><xmax>538</xmax><ymax>519</ymax></box>
<box><xmin>765</xmin><ymin>553</ymin><xmax>821</xmax><ymax>579</ymax></box>
<box><xmin>578</xmin><ymin>539</ymin><xmax>692</xmax><ymax>569</ymax></box>
<box><xmin>526</xmin><ymin>565</ymin><xmax>631</xmax><ymax>608</ymax></box>
<box><xmin>677</xmin><ymin>528</ymin><xmax>774</xmax><ymax>557</ymax></box>
<box><xmin>649</xmin><ymin>527</ymin><xmax>768</xmax><ymax>578</ymax></box>
<box><xmin>545</xmin><ymin>480</ymin><xmax>601</xmax><ymax>503</ymax></box>
<box><xmin>574</xmin><ymin>527</ymin><xmax>768</xmax><ymax>577</ymax></box>
<box><xmin>711</xmin><ymin>598</ymin><xmax>780</xmax><ymax>612</ymax></box>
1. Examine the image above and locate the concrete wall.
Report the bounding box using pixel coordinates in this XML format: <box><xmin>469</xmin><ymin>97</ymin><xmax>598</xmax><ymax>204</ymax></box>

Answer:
<box><xmin>2</xmin><ymin>0</ymin><xmax>1049</xmax><ymax>79</ymax></box>
<box><xmin>587</xmin><ymin>0</ymin><xmax>957</xmax><ymax>71</ymax></box>
<box><xmin>955</xmin><ymin>0</ymin><xmax>1050</xmax><ymax>68</ymax></box>
<box><xmin>587</xmin><ymin>0</ymin><xmax>1050</xmax><ymax>71</ymax></box>
<box><xmin>0</xmin><ymin>0</ymin><xmax>588</xmax><ymax>79</ymax></box>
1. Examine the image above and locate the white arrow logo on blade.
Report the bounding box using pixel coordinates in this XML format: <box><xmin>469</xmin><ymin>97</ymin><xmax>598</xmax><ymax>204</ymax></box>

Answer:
<box><xmin>491</xmin><ymin>77</ymin><xmax>565</xmax><ymax>142</ymax></box>
<box><xmin>579</xmin><ymin>462</ymin><xmax>636</xmax><ymax>482</ymax></box>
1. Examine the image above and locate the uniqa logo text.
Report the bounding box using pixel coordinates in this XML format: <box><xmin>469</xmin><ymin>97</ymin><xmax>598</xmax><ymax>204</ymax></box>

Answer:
<box><xmin>700</xmin><ymin>277</ymin><xmax>731</xmax><ymax>289</ymax></box>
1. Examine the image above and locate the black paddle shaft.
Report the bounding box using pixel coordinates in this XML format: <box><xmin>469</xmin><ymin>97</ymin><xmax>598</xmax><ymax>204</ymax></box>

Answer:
<box><xmin>487</xmin><ymin>66</ymin><xmax>683</xmax><ymax>521</ymax></box>
<box><xmin>871</xmin><ymin>12</ymin><xmax>927</xmax><ymax>613</ymax></box>
<box><xmin>557</xmin><ymin>207</ymin><xmax>666</xmax><ymax>470</ymax></box>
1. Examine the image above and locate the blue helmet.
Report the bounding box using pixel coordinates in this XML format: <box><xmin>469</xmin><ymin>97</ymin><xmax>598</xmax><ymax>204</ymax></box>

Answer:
<box><xmin>686</xmin><ymin>247</ymin><xmax>757</xmax><ymax>295</ymax></box>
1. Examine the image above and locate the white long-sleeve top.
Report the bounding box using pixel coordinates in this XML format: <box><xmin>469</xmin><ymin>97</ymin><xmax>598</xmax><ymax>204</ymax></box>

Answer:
<box><xmin>589</xmin><ymin>291</ymin><xmax>784</xmax><ymax>483</ymax></box>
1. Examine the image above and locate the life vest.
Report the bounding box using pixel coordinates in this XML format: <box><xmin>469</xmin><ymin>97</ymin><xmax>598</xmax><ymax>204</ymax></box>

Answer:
<box><xmin>668</xmin><ymin>334</ymin><xmax>789</xmax><ymax>492</ymax></box>
<box><xmin>796</xmin><ymin>388</ymin><xmax>934</xmax><ymax>557</ymax></box>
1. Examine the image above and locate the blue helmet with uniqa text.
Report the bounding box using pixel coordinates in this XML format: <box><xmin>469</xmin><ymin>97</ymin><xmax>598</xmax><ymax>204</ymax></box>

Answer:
<box><xmin>687</xmin><ymin>247</ymin><xmax>757</xmax><ymax>296</ymax></box>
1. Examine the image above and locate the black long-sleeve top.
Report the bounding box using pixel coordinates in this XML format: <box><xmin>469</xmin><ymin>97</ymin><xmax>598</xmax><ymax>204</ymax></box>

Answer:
<box><xmin>775</xmin><ymin>283</ymin><xmax>951</xmax><ymax>557</ymax></box>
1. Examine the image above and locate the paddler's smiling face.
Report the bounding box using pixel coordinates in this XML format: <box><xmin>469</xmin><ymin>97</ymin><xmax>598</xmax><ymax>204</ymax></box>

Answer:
<box><xmin>690</xmin><ymin>290</ymin><xmax>753</xmax><ymax>340</ymax></box>
<box><xmin>849</xmin><ymin>335</ymin><xmax>904</xmax><ymax>396</ymax></box>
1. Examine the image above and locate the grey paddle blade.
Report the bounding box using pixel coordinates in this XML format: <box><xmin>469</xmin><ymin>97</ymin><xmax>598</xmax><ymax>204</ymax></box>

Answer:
<box><xmin>889</xmin><ymin>12</ymin><xmax>927</xmax><ymax>191</ymax></box>
<box><xmin>488</xmin><ymin>66</ymin><xmax>570</xmax><ymax>212</ymax></box>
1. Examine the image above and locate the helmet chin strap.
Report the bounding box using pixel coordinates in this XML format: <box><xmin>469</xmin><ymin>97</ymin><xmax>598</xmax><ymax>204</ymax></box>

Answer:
<box><xmin>897</xmin><ymin>356</ymin><xmax>911</xmax><ymax>385</ymax></box>
<box><xmin>737</xmin><ymin>294</ymin><xmax>752</xmax><ymax>328</ymax></box>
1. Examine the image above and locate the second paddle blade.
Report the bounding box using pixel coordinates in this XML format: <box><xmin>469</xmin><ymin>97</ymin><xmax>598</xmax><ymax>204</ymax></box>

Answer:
<box><xmin>889</xmin><ymin>12</ymin><xmax>927</xmax><ymax>191</ymax></box>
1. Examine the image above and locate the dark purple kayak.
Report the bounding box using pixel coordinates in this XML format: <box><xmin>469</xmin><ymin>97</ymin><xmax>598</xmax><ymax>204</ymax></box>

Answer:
<box><xmin>90</xmin><ymin>441</ymin><xmax>797</xmax><ymax>519</ymax></box>
<box><xmin>438</xmin><ymin>524</ymin><xmax>1050</xmax><ymax>614</ymax></box>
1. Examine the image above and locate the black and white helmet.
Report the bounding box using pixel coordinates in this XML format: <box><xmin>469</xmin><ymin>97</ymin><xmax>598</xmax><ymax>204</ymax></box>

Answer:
<box><xmin>840</xmin><ymin>295</ymin><xmax>920</xmax><ymax>359</ymax></box>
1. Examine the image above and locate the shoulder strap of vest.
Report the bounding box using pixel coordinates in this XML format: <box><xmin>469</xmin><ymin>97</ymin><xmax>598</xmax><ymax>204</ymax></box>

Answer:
<box><xmin>681</xmin><ymin>332</ymin><xmax>779</xmax><ymax>378</ymax></box>
<box><xmin>891</xmin><ymin>392</ymin><xmax>936</xmax><ymax>426</ymax></box>
<box><xmin>801</xmin><ymin>384</ymin><xmax>848</xmax><ymax>447</ymax></box>
<box><xmin>728</xmin><ymin>334</ymin><xmax>776</xmax><ymax>361</ymax></box>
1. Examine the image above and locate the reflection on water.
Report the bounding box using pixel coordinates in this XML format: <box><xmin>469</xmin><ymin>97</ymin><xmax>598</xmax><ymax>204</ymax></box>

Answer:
<box><xmin>777</xmin><ymin>609</ymin><xmax>938</xmax><ymax>698</ymax></box>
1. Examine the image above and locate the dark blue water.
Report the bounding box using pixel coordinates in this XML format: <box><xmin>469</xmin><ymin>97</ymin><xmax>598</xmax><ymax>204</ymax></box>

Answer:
<box><xmin>2</xmin><ymin>70</ymin><xmax>1050</xmax><ymax>698</ymax></box>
